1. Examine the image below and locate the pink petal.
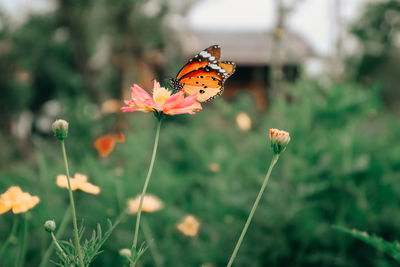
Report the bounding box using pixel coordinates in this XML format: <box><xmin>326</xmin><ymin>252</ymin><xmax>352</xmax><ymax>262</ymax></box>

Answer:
<box><xmin>176</xmin><ymin>94</ymin><xmax>198</xmax><ymax>108</ymax></box>
<box><xmin>165</xmin><ymin>100</ymin><xmax>202</xmax><ymax>115</ymax></box>
<box><xmin>163</xmin><ymin>92</ymin><xmax>185</xmax><ymax>110</ymax></box>
<box><xmin>121</xmin><ymin>106</ymin><xmax>139</xmax><ymax>112</ymax></box>
<box><xmin>153</xmin><ymin>80</ymin><xmax>161</xmax><ymax>91</ymax></box>
<box><xmin>130</xmin><ymin>84</ymin><xmax>156</xmax><ymax>107</ymax></box>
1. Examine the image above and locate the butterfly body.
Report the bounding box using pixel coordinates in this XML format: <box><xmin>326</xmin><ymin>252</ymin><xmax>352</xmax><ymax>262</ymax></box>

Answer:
<box><xmin>171</xmin><ymin>45</ymin><xmax>236</xmax><ymax>102</ymax></box>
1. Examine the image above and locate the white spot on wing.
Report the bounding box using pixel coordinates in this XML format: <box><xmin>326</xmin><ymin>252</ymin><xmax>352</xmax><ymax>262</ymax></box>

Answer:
<box><xmin>209</xmin><ymin>64</ymin><xmax>221</xmax><ymax>70</ymax></box>
<box><xmin>199</xmin><ymin>51</ymin><xmax>211</xmax><ymax>58</ymax></box>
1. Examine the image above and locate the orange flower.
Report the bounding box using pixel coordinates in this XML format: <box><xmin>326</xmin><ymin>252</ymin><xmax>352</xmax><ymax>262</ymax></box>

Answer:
<box><xmin>121</xmin><ymin>80</ymin><xmax>202</xmax><ymax>115</ymax></box>
<box><xmin>113</xmin><ymin>132</ymin><xmax>125</xmax><ymax>142</ymax></box>
<box><xmin>0</xmin><ymin>186</ymin><xmax>40</xmax><ymax>214</ymax></box>
<box><xmin>56</xmin><ymin>173</ymin><xmax>100</xmax><ymax>194</ymax></box>
<box><xmin>94</xmin><ymin>133</ymin><xmax>125</xmax><ymax>157</ymax></box>
<box><xmin>126</xmin><ymin>194</ymin><xmax>164</xmax><ymax>214</ymax></box>
<box><xmin>176</xmin><ymin>215</ymin><xmax>200</xmax><ymax>237</ymax></box>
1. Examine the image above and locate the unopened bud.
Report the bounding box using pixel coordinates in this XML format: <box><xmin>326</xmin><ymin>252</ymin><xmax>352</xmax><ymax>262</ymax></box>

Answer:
<box><xmin>119</xmin><ymin>248</ymin><xmax>132</xmax><ymax>258</ymax></box>
<box><xmin>52</xmin><ymin>119</ymin><xmax>69</xmax><ymax>140</ymax></box>
<box><xmin>44</xmin><ymin>220</ymin><xmax>56</xmax><ymax>233</ymax></box>
<box><xmin>269</xmin><ymin>128</ymin><xmax>290</xmax><ymax>154</ymax></box>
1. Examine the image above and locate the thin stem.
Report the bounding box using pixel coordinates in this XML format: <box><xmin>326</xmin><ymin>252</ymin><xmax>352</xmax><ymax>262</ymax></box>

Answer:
<box><xmin>51</xmin><ymin>232</ymin><xmax>68</xmax><ymax>260</ymax></box>
<box><xmin>131</xmin><ymin>119</ymin><xmax>162</xmax><ymax>266</ymax></box>
<box><xmin>16</xmin><ymin>214</ymin><xmax>28</xmax><ymax>267</ymax></box>
<box><xmin>227</xmin><ymin>154</ymin><xmax>280</xmax><ymax>267</ymax></box>
<box><xmin>0</xmin><ymin>216</ymin><xmax>19</xmax><ymax>259</ymax></box>
<box><xmin>60</xmin><ymin>140</ymin><xmax>84</xmax><ymax>267</ymax></box>
<box><xmin>39</xmin><ymin>205</ymin><xmax>72</xmax><ymax>267</ymax></box>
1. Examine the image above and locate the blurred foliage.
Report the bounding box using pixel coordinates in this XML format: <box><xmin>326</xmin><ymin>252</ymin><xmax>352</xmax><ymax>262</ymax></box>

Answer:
<box><xmin>0</xmin><ymin>0</ymin><xmax>174</xmax><ymax>129</ymax></box>
<box><xmin>334</xmin><ymin>226</ymin><xmax>400</xmax><ymax>263</ymax></box>
<box><xmin>349</xmin><ymin>0</ymin><xmax>400</xmax><ymax>110</ymax></box>
<box><xmin>1</xmin><ymin>79</ymin><xmax>400</xmax><ymax>266</ymax></box>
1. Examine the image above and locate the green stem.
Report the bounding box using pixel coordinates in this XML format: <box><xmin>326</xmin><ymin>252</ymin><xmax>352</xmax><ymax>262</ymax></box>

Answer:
<box><xmin>0</xmin><ymin>216</ymin><xmax>18</xmax><ymax>260</ymax></box>
<box><xmin>131</xmin><ymin>119</ymin><xmax>162</xmax><ymax>266</ymax></box>
<box><xmin>51</xmin><ymin>232</ymin><xmax>68</xmax><ymax>260</ymax></box>
<box><xmin>39</xmin><ymin>205</ymin><xmax>72</xmax><ymax>267</ymax></box>
<box><xmin>227</xmin><ymin>154</ymin><xmax>280</xmax><ymax>267</ymax></box>
<box><xmin>16</xmin><ymin>214</ymin><xmax>28</xmax><ymax>267</ymax></box>
<box><xmin>60</xmin><ymin>140</ymin><xmax>84</xmax><ymax>267</ymax></box>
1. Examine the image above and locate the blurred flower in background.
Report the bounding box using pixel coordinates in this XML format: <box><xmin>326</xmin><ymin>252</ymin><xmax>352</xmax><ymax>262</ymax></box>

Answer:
<box><xmin>126</xmin><ymin>194</ymin><xmax>164</xmax><ymax>214</ymax></box>
<box><xmin>101</xmin><ymin>99</ymin><xmax>122</xmax><ymax>115</ymax></box>
<box><xmin>94</xmin><ymin>133</ymin><xmax>125</xmax><ymax>157</ymax></box>
<box><xmin>235</xmin><ymin>112</ymin><xmax>252</xmax><ymax>131</ymax></box>
<box><xmin>56</xmin><ymin>173</ymin><xmax>100</xmax><ymax>194</ymax></box>
<box><xmin>176</xmin><ymin>215</ymin><xmax>200</xmax><ymax>237</ymax></box>
<box><xmin>0</xmin><ymin>186</ymin><xmax>40</xmax><ymax>214</ymax></box>
<box><xmin>119</xmin><ymin>248</ymin><xmax>132</xmax><ymax>258</ymax></box>
<box><xmin>208</xmin><ymin>162</ymin><xmax>220</xmax><ymax>173</ymax></box>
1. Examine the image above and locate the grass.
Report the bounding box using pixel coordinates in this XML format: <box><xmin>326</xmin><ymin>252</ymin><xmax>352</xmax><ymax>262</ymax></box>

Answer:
<box><xmin>1</xmin><ymin>79</ymin><xmax>400</xmax><ymax>266</ymax></box>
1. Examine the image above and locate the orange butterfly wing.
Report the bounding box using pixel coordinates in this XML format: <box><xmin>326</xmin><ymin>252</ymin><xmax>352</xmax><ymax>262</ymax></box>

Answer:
<box><xmin>178</xmin><ymin>61</ymin><xmax>236</xmax><ymax>102</ymax></box>
<box><xmin>179</xmin><ymin>70</ymin><xmax>223</xmax><ymax>102</ymax></box>
<box><xmin>171</xmin><ymin>45</ymin><xmax>235</xmax><ymax>102</ymax></box>
<box><xmin>217</xmin><ymin>61</ymin><xmax>236</xmax><ymax>76</ymax></box>
<box><xmin>176</xmin><ymin>45</ymin><xmax>221</xmax><ymax>80</ymax></box>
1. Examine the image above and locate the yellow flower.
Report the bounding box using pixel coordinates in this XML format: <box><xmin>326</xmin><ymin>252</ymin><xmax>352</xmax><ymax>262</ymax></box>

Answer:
<box><xmin>0</xmin><ymin>186</ymin><xmax>40</xmax><ymax>215</ymax></box>
<box><xmin>208</xmin><ymin>162</ymin><xmax>220</xmax><ymax>173</ymax></box>
<box><xmin>126</xmin><ymin>194</ymin><xmax>164</xmax><ymax>214</ymax></box>
<box><xmin>153</xmin><ymin>86</ymin><xmax>172</xmax><ymax>107</ymax></box>
<box><xmin>176</xmin><ymin>215</ymin><xmax>200</xmax><ymax>237</ymax></box>
<box><xmin>236</xmin><ymin>112</ymin><xmax>252</xmax><ymax>131</ymax></box>
<box><xmin>56</xmin><ymin>173</ymin><xmax>100</xmax><ymax>195</ymax></box>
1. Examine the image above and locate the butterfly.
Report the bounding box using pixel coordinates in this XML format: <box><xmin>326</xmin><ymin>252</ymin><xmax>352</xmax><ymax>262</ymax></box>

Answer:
<box><xmin>170</xmin><ymin>45</ymin><xmax>236</xmax><ymax>102</ymax></box>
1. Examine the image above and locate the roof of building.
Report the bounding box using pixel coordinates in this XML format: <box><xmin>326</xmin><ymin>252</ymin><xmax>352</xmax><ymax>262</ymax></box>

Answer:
<box><xmin>179</xmin><ymin>30</ymin><xmax>315</xmax><ymax>66</ymax></box>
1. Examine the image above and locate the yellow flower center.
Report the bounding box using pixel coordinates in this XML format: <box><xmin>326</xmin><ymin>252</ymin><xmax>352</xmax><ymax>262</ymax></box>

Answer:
<box><xmin>153</xmin><ymin>86</ymin><xmax>171</xmax><ymax>107</ymax></box>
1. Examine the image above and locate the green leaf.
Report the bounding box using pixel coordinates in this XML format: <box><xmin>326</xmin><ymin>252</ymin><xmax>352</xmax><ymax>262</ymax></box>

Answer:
<box><xmin>334</xmin><ymin>225</ymin><xmax>400</xmax><ymax>262</ymax></box>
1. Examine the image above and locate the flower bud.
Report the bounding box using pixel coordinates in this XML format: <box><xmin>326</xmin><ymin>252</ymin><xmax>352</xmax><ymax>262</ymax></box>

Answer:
<box><xmin>52</xmin><ymin>119</ymin><xmax>69</xmax><ymax>140</ymax></box>
<box><xmin>119</xmin><ymin>248</ymin><xmax>132</xmax><ymax>258</ymax></box>
<box><xmin>44</xmin><ymin>220</ymin><xmax>56</xmax><ymax>233</ymax></box>
<box><xmin>269</xmin><ymin>128</ymin><xmax>290</xmax><ymax>154</ymax></box>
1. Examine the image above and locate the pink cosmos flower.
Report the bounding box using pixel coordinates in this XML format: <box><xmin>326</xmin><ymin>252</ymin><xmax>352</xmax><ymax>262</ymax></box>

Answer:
<box><xmin>121</xmin><ymin>80</ymin><xmax>202</xmax><ymax>115</ymax></box>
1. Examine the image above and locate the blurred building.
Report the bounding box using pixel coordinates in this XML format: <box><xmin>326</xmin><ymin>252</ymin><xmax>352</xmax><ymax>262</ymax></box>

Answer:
<box><xmin>176</xmin><ymin>29</ymin><xmax>315</xmax><ymax>109</ymax></box>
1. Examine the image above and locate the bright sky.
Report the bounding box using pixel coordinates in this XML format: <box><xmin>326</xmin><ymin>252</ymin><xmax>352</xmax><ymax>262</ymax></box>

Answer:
<box><xmin>0</xmin><ymin>0</ymin><xmax>374</xmax><ymax>56</ymax></box>
<box><xmin>189</xmin><ymin>0</ymin><xmax>373</xmax><ymax>56</ymax></box>
<box><xmin>0</xmin><ymin>0</ymin><xmax>53</xmax><ymax>19</ymax></box>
